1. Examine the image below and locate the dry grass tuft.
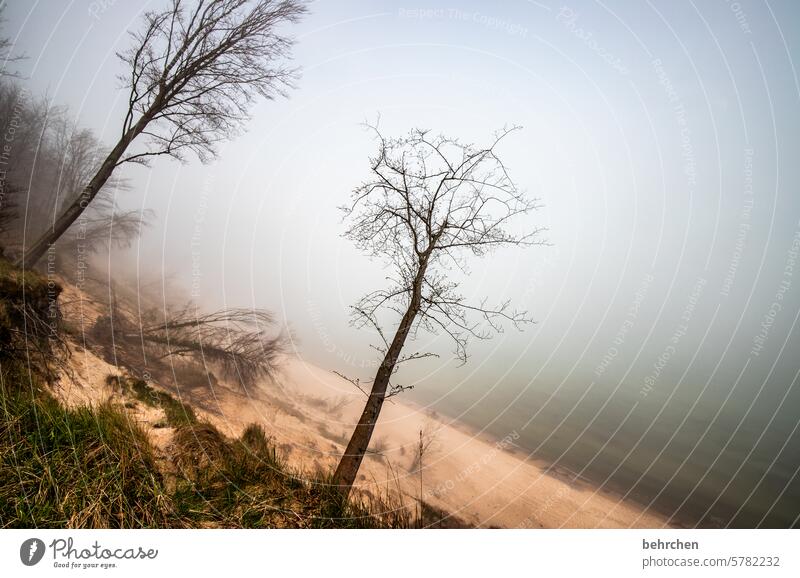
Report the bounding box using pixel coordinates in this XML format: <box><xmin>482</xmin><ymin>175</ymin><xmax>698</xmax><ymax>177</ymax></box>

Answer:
<box><xmin>172</xmin><ymin>422</ymin><xmax>229</xmax><ymax>479</ymax></box>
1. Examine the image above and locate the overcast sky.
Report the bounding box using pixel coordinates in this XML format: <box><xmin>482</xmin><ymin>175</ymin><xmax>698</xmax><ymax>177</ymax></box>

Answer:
<box><xmin>5</xmin><ymin>1</ymin><xmax>800</xmax><ymax>426</ymax></box>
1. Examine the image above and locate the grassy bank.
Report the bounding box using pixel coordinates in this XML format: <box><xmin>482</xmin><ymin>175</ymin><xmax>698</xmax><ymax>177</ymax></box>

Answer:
<box><xmin>0</xmin><ymin>259</ymin><xmax>409</xmax><ymax>528</ymax></box>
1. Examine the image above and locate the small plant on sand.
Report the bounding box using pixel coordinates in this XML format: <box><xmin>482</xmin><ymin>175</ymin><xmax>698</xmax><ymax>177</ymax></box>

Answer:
<box><xmin>108</xmin><ymin>374</ymin><xmax>197</xmax><ymax>428</ymax></box>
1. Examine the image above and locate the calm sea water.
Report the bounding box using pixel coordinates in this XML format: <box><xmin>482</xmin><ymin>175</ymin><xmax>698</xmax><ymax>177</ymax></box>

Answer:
<box><xmin>417</xmin><ymin>370</ymin><xmax>800</xmax><ymax>528</ymax></box>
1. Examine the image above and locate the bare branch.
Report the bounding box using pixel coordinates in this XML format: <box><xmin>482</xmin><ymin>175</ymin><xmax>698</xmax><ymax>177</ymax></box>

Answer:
<box><xmin>333</xmin><ymin>370</ymin><xmax>371</xmax><ymax>399</ymax></box>
<box><xmin>96</xmin><ymin>303</ymin><xmax>286</xmax><ymax>386</ymax></box>
<box><xmin>343</xmin><ymin>124</ymin><xmax>544</xmax><ymax>367</ymax></box>
<box><xmin>0</xmin><ymin>6</ymin><xmax>25</xmax><ymax>78</ymax></box>
<box><xmin>117</xmin><ymin>0</ymin><xmax>308</xmax><ymax>165</ymax></box>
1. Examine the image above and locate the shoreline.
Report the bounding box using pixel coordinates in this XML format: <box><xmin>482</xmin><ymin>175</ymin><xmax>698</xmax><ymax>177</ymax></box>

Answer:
<box><xmin>274</xmin><ymin>356</ymin><xmax>674</xmax><ymax>528</ymax></box>
<box><xmin>399</xmin><ymin>396</ymin><xmax>694</xmax><ymax>527</ymax></box>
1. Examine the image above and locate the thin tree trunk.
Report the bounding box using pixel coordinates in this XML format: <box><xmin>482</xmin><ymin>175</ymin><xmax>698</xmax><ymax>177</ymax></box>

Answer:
<box><xmin>418</xmin><ymin>429</ymin><xmax>423</xmax><ymax>527</ymax></box>
<box><xmin>16</xmin><ymin>117</ymin><xmax>148</xmax><ymax>267</ymax></box>
<box><xmin>332</xmin><ymin>256</ymin><xmax>429</xmax><ymax>496</ymax></box>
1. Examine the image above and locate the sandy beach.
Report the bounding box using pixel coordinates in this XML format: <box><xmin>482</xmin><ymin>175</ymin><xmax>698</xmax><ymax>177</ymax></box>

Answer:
<box><xmin>258</xmin><ymin>357</ymin><xmax>672</xmax><ymax>528</ymax></box>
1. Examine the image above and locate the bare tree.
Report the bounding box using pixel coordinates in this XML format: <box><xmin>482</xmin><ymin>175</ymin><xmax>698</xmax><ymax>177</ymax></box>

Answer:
<box><xmin>49</xmin><ymin>119</ymin><xmax>105</xmax><ymax>216</ymax></box>
<box><xmin>0</xmin><ymin>5</ymin><xmax>25</xmax><ymax>77</ymax></box>
<box><xmin>332</xmin><ymin>124</ymin><xmax>545</xmax><ymax>495</ymax></box>
<box><xmin>410</xmin><ymin>420</ymin><xmax>440</xmax><ymax>473</ymax></box>
<box><xmin>94</xmin><ymin>304</ymin><xmax>285</xmax><ymax>386</ymax></box>
<box><xmin>0</xmin><ymin>81</ymin><xmax>51</xmax><ymax>242</ymax></box>
<box><xmin>144</xmin><ymin>305</ymin><xmax>285</xmax><ymax>385</ymax></box>
<box><xmin>58</xmin><ymin>198</ymin><xmax>155</xmax><ymax>257</ymax></box>
<box><xmin>0</xmin><ymin>81</ymin><xmax>149</xmax><ymax>255</ymax></box>
<box><xmin>42</xmin><ymin>114</ymin><xmax>144</xmax><ymax>252</ymax></box>
<box><xmin>18</xmin><ymin>0</ymin><xmax>306</xmax><ymax>266</ymax></box>
<box><xmin>412</xmin><ymin>421</ymin><xmax>440</xmax><ymax>526</ymax></box>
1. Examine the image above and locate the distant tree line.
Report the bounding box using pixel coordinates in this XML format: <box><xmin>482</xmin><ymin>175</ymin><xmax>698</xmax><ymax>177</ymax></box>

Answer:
<box><xmin>0</xmin><ymin>79</ymin><xmax>147</xmax><ymax>258</ymax></box>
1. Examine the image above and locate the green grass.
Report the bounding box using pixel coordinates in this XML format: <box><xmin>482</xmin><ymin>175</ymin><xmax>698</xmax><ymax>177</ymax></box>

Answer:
<box><xmin>0</xmin><ymin>364</ymin><xmax>174</xmax><ymax>528</ymax></box>
<box><xmin>167</xmin><ymin>421</ymin><xmax>411</xmax><ymax>528</ymax></box>
<box><xmin>107</xmin><ymin>375</ymin><xmax>197</xmax><ymax>427</ymax></box>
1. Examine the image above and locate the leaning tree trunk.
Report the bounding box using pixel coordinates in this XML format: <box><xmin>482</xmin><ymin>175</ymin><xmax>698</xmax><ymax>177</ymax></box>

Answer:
<box><xmin>16</xmin><ymin>115</ymin><xmax>149</xmax><ymax>267</ymax></box>
<box><xmin>332</xmin><ymin>257</ymin><xmax>429</xmax><ymax>496</ymax></box>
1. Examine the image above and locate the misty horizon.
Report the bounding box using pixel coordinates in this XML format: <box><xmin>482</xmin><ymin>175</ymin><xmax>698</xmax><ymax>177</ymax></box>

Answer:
<box><xmin>3</xmin><ymin>0</ymin><xmax>799</xmax><ymax>529</ymax></box>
